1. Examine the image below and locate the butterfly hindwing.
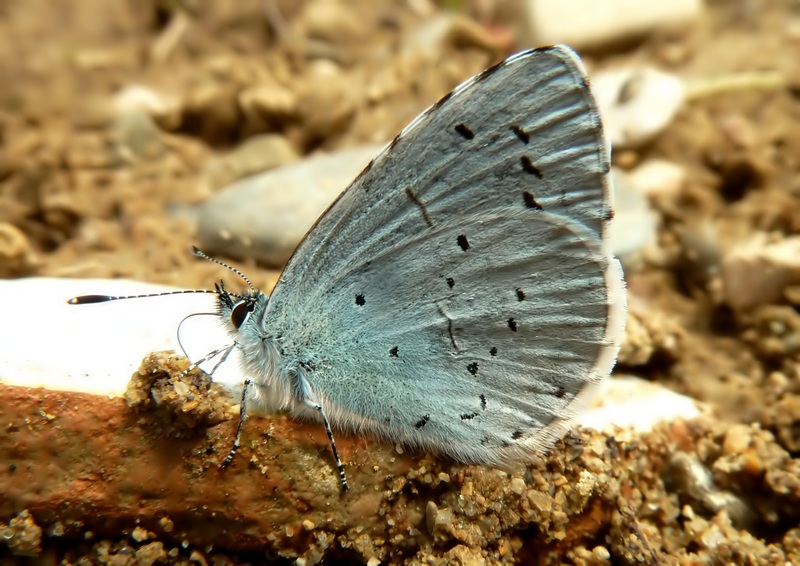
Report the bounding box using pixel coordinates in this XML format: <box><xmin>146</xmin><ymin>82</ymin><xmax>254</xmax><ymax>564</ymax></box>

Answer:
<box><xmin>258</xmin><ymin>45</ymin><xmax>624</xmax><ymax>464</ymax></box>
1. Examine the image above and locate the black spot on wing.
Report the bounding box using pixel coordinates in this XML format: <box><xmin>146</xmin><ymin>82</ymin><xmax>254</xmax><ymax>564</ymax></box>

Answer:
<box><xmin>508</xmin><ymin>318</ymin><xmax>518</xmax><ymax>332</ymax></box>
<box><xmin>460</xmin><ymin>412</ymin><xmax>478</xmax><ymax>421</ymax></box>
<box><xmin>415</xmin><ymin>415</ymin><xmax>430</xmax><ymax>429</ymax></box>
<box><xmin>390</xmin><ymin>346</ymin><xmax>399</xmax><ymax>357</ymax></box>
<box><xmin>480</xmin><ymin>394</ymin><xmax>487</xmax><ymax>409</ymax></box>
<box><xmin>523</xmin><ymin>191</ymin><xmax>543</xmax><ymax>210</ymax></box>
<box><xmin>467</xmin><ymin>362</ymin><xmax>478</xmax><ymax>376</ymax></box>
<box><xmin>489</xmin><ymin>347</ymin><xmax>497</xmax><ymax>356</ymax></box>
<box><xmin>446</xmin><ymin>277</ymin><xmax>455</xmax><ymax>289</ymax></box>
<box><xmin>516</xmin><ymin>288</ymin><xmax>526</xmax><ymax>301</ymax></box>
<box><xmin>355</xmin><ymin>294</ymin><xmax>366</xmax><ymax>306</ymax></box>
<box><xmin>512</xmin><ymin>431</ymin><xmax>524</xmax><ymax>440</ymax></box>
<box><xmin>510</xmin><ymin>125</ymin><xmax>530</xmax><ymax>144</ymax></box>
<box><xmin>520</xmin><ymin>156</ymin><xmax>543</xmax><ymax>179</ymax></box>
<box><xmin>454</xmin><ymin>123</ymin><xmax>475</xmax><ymax>140</ymax></box>
<box><xmin>457</xmin><ymin>234</ymin><xmax>470</xmax><ymax>251</ymax></box>
<box><xmin>556</xmin><ymin>387</ymin><xmax>567</xmax><ymax>399</ymax></box>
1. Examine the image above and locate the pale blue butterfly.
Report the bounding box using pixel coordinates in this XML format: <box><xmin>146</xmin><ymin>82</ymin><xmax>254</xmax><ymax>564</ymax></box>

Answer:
<box><xmin>70</xmin><ymin>45</ymin><xmax>627</xmax><ymax>491</ymax></box>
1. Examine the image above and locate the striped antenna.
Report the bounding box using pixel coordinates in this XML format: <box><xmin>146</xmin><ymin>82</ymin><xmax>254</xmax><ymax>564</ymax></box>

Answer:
<box><xmin>67</xmin><ymin>247</ymin><xmax>249</xmax><ymax>305</ymax></box>
<box><xmin>192</xmin><ymin>246</ymin><xmax>255</xmax><ymax>292</ymax></box>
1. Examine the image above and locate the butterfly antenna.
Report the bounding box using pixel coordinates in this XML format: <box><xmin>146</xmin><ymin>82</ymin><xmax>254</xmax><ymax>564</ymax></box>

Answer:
<box><xmin>67</xmin><ymin>288</ymin><xmax>221</xmax><ymax>305</ymax></box>
<box><xmin>193</xmin><ymin>246</ymin><xmax>256</xmax><ymax>292</ymax></box>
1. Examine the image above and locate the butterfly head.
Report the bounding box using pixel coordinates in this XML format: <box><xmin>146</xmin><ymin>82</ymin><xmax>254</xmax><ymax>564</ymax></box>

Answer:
<box><xmin>213</xmin><ymin>280</ymin><xmax>267</xmax><ymax>334</ymax></box>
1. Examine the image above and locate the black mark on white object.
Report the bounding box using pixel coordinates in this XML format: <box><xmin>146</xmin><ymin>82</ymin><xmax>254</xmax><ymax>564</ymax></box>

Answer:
<box><xmin>355</xmin><ymin>294</ymin><xmax>366</xmax><ymax>306</ymax></box>
<box><xmin>390</xmin><ymin>346</ymin><xmax>399</xmax><ymax>357</ymax></box>
<box><xmin>457</xmin><ymin>234</ymin><xmax>470</xmax><ymax>251</ymax></box>
<box><xmin>516</xmin><ymin>288</ymin><xmax>526</xmax><ymax>301</ymax></box>
<box><xmin>446</xmin><ymin>277</ymin><xmax>455</xmax><ymax>289</ymax></box>
<box><xmin>467</xmin><ymin>362</ymin><xmax>478</xmax><ymax>376</ymax></box>
<box><xmin>490</xmin><ymin>347</ymin><xmax>497</xmax><ymax>356</ymax></box>
<box><xmin>415</xmin><ymin>415</ymin><xmax>430</xmax><ymax>429</ymax></box>
<box><xmin>480</xmin><ymin>394</ymin><xmax>487</xmax><ymax>409</ymax></box>
<box><xmin>461</xmin><ymin>412</ymin><xmax>478</xmax><ymax>421</ymax></box>
<box><xmin>512</xmin><ymin>431</ymin><xmax>524</xmax><ymax>440</ymax></box>
<box><xmin>508</xmin><ymin>318</ymin><xmax>518</xmax><ymax>332</ymax></box>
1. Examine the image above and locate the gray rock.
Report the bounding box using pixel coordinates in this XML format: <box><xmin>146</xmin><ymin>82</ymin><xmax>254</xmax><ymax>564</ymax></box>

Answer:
<box><xmin>200</xmin><ymin>133</ymin><xmax>300</xmax><ymax>191</ymax></box>
<box><xmin>197</xmin><ymin>144</ymin><xmax>384</xmax><ymax>267</ymax></box>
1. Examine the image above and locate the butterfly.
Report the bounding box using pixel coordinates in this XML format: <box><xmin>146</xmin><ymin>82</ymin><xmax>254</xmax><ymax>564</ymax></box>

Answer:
<box><xmin>71</xmin><ymin>45</ymin><xmax>627</xmax><ymax>491</ymax></box>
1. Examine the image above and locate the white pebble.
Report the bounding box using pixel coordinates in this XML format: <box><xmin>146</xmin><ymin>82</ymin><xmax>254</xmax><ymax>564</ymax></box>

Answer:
<box><xmin>593</xmin><ymin>67</ymin><xmax>686</xmax><ymax>149</ymax></box>
<box><xmin>722</xmin><ymin>235</ymin><xmax>800</xmax><ymax>310</ymax></box>
<box><xmin>519</xmin><ymin>0</ymin><xmax>703</xmax><ymax>51</ymax></box>
<box><xmin>626</xmin><ymin>159</ymin><xmax>687</xmax><ymax>198</ymax></box>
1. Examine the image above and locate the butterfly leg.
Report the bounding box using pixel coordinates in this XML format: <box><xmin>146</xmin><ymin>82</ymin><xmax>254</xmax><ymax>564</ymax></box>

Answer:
<box><xmin>208</xmin><ymin>344</ymin><xmax>234</xmax><ymax>377</ymax></box>
<box><xmin>301</xmin><ymin>397</ymin><xmax>349</xmax><ymax>491</ymax></box>
<box><xmin>221</xmin><ymin>378</ymin><xmax>252</xmax><ymax>468</ymax></box>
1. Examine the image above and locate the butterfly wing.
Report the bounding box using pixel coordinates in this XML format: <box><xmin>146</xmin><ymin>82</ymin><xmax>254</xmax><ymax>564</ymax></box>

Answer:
<box><xmin>262</xmin><ymin>45</ymin><xmax>626</xmax><ymax>464</ymax></box>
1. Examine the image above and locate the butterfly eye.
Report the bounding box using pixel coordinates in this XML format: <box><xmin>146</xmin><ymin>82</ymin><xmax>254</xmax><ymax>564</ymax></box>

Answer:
<box><xmin>230</xmin><ymin>300</ymin><xmax>255</xmax><ymax>330</ymax></box>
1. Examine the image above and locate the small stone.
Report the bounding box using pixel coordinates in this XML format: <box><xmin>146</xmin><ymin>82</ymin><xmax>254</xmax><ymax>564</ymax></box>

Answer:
<box><xmin>135</xmin><ymin>542</ymin><xmax>166</xmax><ymax>566</ymax></box>
<box><xmin>189</xmin><ymin>549</ymin><xmax>208</xmax><ymax>565</ymax></box>
<box><xmin>296</xmin><ymin>0</ymin><xmax>366</xmax><ymax>44</ymax></box>
<box><xmin>131</xmin><ymin>526</ymin><xmax>150</xmax><ymax>542</ymax></box>
<box><xmin>181</xmin><ymin>81</ymin><xmax>241</xmax><ymax>145</ymax></box>
<box><xmin>722</xmin><ymin>424</ymin><xmax>753</xmax><ymax>455</ymax></box>
<box><xmin>0</xmin><ymin>510</ymin><xmax>42</xmax><ymax>556</ymax></box>
<box><xmin>401</xmin><ymin>14</ymin><xmax>504</xmax><ymax>58</ymax></box>
<box><xmin>626</xmin><ymin>159</ymin><xmax>686</xmax><ymax>198</ymax></box>
<box><xmin>509</xmin><ymin>477</ymin><xmax>526</xmax><ymax>495</ymax></box>
<box><xmin>578</xmin><ymin>374</ymin><xmax>702</xmax><ymax>433</ymax></box>
<box><xmin>609</xmin><ymin>168</ymin><xmax>658</xmax><ymax>263</ymax></box>
<box><xmin>518</xmin><ymin>0</ymin><xmax>703</xmax><ymax>52</ymax></box>
<box><xmin>111</xmin><ymin>109</ymin><xmax>165</xmax><ymax>163</ymax></box>
<box><xmin>594</xmin><ymin>67</ymin><xmax>686</xmax><ymax>149</ymax></box>
<box><xmin>113</xmin><ymin>85</ymin><xmax>181</xmax><ymax>130</ymax></box>
<box><xmin>592</xmin><ymin>545</ymin><xmax>611</xmax><ymax>560</ymax></box>
<box><xmin>526</xmin><ymin>490</ymin><xmax>553</xmax><ymax>513</ymax></box>
<box><xmin>158</xmin><ymin>516</ymin><xmax>174</xmax><ymax>533</ymax></box>
<box><xmin>0</xmin><ymin>222</ymin><xmax>40</xmax><ymax>277</ymax></box>
<box><xmin>197</xmin><ymin>144</ymin><xmax>382</xmax><ymax>267</ymax></box>
<box><xmin>297</xmin><ymin>60</ymin><xmax>357</xmax><ymax>143</ymax></box>
<box><xmin>444</xmin><ymin>544</ymin><xmax>486</xmax><ymax>566</ymax></box>
<box><xmin>722</xmin><ymin>235</ymin><xmax>800</xmax><ymax>310</ymax></box>
<box><xmin>719</xmin><ymin>113</ymin><xmax>758</xmax><ymax>150</ymax></box>
<box><xmin>238</xmin><ymin>83</ymin><xmax>299</xmax><ymax>127</ymax></box>
<box><xmin>426</xmin><ymin>501</ymin><xmax>438</xmax><ymax>535</ymax></box>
